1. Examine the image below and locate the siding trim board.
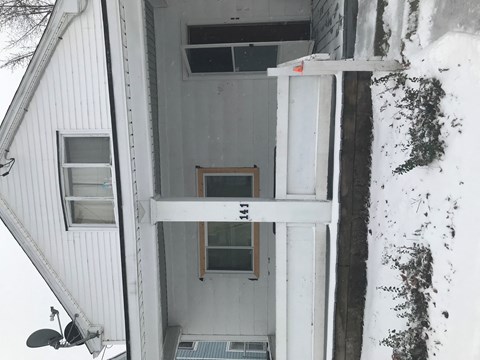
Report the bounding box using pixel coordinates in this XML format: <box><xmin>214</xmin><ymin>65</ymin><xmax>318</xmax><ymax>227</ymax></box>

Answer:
<box><xmin>100</xmin><ymin>0</ymin><xmax>131</xmax><ymax>359</ymax></box>
<box><xmin>103</xmin><ymin>0</ymin><xmax>143</xmax><ymax>358</ymax></box>
<box><xmin>105</xmin><ymin>0</ymin><xmax>165</xmax><ymax>358</ymax></box>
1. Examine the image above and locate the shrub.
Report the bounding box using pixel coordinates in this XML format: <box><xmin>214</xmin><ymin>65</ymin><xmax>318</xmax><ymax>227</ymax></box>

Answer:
<box><xmin>379</xmin><ymin>243</ymin><xmax>433</xmax><ymax>360</ymax></box>
<box><xmin>373</xmin><ymin>74</ymin><xmax>446</xmax><ymax>174</ymax></box>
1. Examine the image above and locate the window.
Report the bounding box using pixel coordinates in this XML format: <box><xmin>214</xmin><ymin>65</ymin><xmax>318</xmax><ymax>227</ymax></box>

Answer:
<box><xmin>185</xmin><ymin>44</ymin><xmax>279</xmax><ymax>74</ymax></box>
<box><xmin>183</xmin><ymin>22</ymin><xmax>313</xmax><ymax>76</ymax></box>
<box><xmin>58</xmin><ymin>134</ymin><xmax>116</xmax><ymax>229</ymax></box>
<box><xmin>197</xmin><ymin>167</ymin><xmax>259</xmax><ymax>278</ymax></box>
<box><xmin>188</xmin><ymin>22</ymin><xmax>311</xmax><ymax>44</ymax></box>
<box><xmin>228</xmin><ymin>342</ymin><xmax>267</xmax><ymax>352</ymax></box>
<box><xmin>178</xmin><ymin>341</ymin><xmax>196</xmax><ymax>350</ymax></box>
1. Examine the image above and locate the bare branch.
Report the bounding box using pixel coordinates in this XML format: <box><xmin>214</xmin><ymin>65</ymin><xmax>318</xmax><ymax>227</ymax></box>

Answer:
<box><xmin>0</xmin><ymin>0</ymin><xmax>54</xmax><ymax>68</ymax></box>
<box><xmin>0</xmin><ymin>49</ymin><xmax>35</xmax><ymax>69</ymax></box>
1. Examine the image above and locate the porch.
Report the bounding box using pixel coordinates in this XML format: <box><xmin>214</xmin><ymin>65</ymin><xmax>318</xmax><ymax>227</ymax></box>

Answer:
<box><xmin>115</xmin><ymin>0</ymin><xmax>398</xmax><ymax>359</ymax></box>
<box><xmin>143</xmin><ymin>56</ymin><xmax>400</xmax><ymax>360</ymax></box>
<box><xmin>149</xmin><ymin>59</ymin><xmax>339</xmax><ymax>360</ymax></box>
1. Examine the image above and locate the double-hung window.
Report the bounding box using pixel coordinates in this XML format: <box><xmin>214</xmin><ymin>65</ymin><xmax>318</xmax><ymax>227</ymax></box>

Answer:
<box><xmin>197</xmin><ymin>167</ymin><xmax>259</xmax><ymax>278</ymax></box>
<box><xmin>58</xmin><ymin>134</ymin><xmax>116</xmax><ymax>229</ymax></box>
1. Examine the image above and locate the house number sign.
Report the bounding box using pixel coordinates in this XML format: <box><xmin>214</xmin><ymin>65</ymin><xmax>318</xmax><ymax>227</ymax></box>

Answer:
<box><xmin>239</xmin><ymin>203</ymin><xmax>250</xmax><ymax>220</ymax></box>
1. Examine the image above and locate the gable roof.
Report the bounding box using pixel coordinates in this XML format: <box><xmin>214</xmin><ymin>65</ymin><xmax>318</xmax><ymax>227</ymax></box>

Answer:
<box><xmin>0</xmin><ymin>0</ymin><xmax>86</xmax><ymax>155</ymax></box>
<box><xmin>0</xmin><ymin>0</ymin><xmax>109</xmax><ymax>356</ymax></box>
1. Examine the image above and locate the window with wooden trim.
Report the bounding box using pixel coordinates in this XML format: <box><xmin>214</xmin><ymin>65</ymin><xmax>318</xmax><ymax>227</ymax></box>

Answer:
<box><xmin>58</xmin><ymin>134</ymin><xmax>116</xmax><ymax>229</ymax></box>
<box><xmin>197</xmin><ymin>167</ymin><xmax>259</xmax><ymax>278</ymax></box>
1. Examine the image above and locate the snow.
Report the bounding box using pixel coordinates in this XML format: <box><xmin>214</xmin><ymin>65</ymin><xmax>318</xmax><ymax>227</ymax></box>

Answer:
<box><xmin>358</xmin><ymin>1</ymin><xmax>480</xmax><ymax>357</ymax></box>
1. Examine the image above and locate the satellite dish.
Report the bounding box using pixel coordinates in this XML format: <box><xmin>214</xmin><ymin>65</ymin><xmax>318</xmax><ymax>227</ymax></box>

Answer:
<box><xmin>64</xmin><ymin>321</ymin><xmax>84</xmax><ymax>345</ymax></box>
<box><xmin>26</xmin><ymin>329</ymin><xmax>63</xmax><ymax>348</ymax></box>
<box><xmin>26</xmin><ymin>308</ymin><xmax>100</xmax><ymax>351</ymax></box>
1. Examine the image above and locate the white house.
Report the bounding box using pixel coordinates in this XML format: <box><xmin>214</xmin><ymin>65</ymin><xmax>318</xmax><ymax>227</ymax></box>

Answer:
<box><xmin>0</xmin><ymin>0</ymin><xmax>401</xmax><ymax>359</ymax></box>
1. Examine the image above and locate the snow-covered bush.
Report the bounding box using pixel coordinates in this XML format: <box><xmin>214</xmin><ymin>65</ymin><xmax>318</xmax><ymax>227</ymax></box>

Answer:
<box><xmin>373</xmin><ymin>73</ymin><xmax>446</xmax><ymax>174</ymax></box>
<box><xmin>379</xmin><ymin>243</ymin><xmax>433</xmax><ymax>360</ymax></box>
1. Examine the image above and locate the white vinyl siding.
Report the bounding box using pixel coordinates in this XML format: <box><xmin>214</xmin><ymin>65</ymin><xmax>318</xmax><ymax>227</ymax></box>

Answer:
<box><xmin>0</xmin><ymin>0</ymin><xmax>124</xmax><ymax>341</ymax></box>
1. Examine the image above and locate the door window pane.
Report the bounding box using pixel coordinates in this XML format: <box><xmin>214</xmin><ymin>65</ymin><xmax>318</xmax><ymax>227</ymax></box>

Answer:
<box><xmin>207</xmin><ymin>222</ymin><xmax>251</xmax><ymax>246</ymax></box>
<box><xmin>207</xmin><ymin>249</ymin><xmax>253</xmax><ymax>271</ymax></box>
<box><xmin>65</xmin><ymin>137</ymin><xmax>110</xmax><ymax>164</ymax></box>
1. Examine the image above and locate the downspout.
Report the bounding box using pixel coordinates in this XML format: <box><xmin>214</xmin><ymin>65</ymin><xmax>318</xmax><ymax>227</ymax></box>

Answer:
<box><xmin>99</xmin><ymin>1</ymin><xmax>132</xmax><ymax>359</ymax></box>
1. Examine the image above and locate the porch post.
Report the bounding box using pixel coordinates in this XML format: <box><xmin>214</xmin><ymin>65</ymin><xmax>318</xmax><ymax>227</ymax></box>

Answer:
<box><xmin>268</xmin><ymin>59</ymin><xmax>404</xmax><ymax>77</ymax></box>
<box><xmin>149</xmin><ymin>197</ymin><xmax>332</xmax><ymax>224</ymax></box>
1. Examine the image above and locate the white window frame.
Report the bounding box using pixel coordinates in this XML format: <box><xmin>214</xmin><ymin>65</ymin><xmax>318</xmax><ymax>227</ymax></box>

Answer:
<box><xmin>182</xmin><ymin>40</ymin><xmax>313</xmax><ymax>77</ymax></box>
<box><xmin>58</xmin><ymin>132</ymin><xmax>117</xmax><ymax>230</ymax></box>
<box><xmin>181</xmin><ymin>17</ymin><xmax>314</xmax><ymax>80</ymax></box>
<box><xmin>227</xmin><ymin>341</ymin><xmax>268</xmax><ymax>353</ymax></box>
<box><xmin>177</xmin><ymin>341</ymin><xmax>198</xmax><ymax>351</ymax></box>
<box><xmin>197</xmin><ymin>167</ymin><xmax>260</xmax><ymax>278</ymax></box>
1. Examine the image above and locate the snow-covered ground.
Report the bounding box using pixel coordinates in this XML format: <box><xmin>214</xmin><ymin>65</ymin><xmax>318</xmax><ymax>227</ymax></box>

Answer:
<box><xmin>356</xmin><ymin>1</ymin><xmax>480</xmax><ymax>359</ymax></box>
